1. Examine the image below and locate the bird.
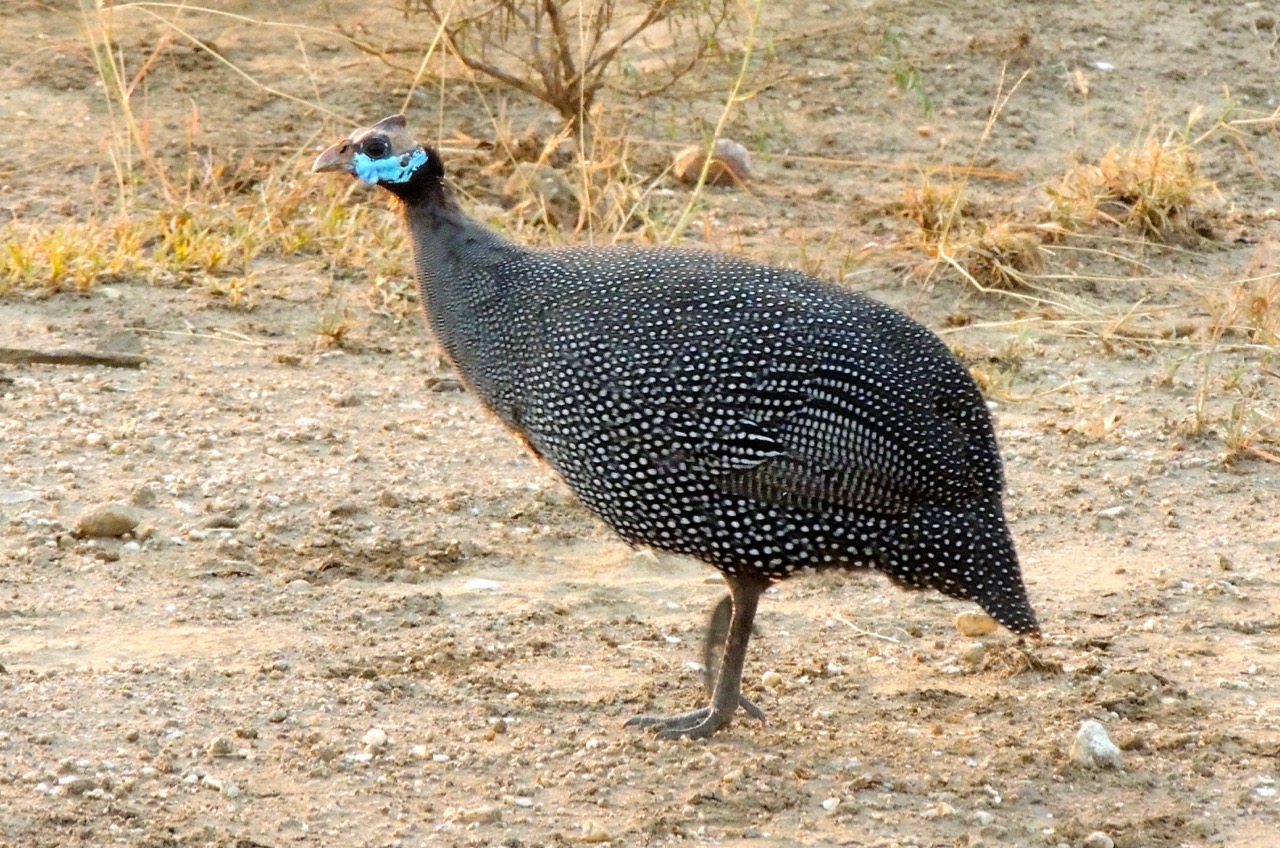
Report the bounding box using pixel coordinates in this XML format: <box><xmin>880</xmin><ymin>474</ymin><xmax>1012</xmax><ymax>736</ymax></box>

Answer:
<box><xmin>314</xmin><ymin>115</ymin><xmax>1039</xmax><ymax>740</ymax></box>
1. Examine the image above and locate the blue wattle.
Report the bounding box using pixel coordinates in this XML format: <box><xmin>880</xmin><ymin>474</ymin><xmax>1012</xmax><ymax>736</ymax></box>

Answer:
<box><xmin>353</xmin><ymin>147</ymin><xmax>428</xmax><ymax>185</ymax></box>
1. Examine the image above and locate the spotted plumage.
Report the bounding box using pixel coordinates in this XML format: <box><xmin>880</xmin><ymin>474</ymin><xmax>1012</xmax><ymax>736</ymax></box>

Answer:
<box><xmin>315</xmin><ymin>115</ymin><xmax>1038</xmax><ymax>740</ymax></box>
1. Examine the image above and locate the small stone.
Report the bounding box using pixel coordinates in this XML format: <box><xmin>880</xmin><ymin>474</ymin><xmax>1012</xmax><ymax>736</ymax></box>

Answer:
<box><xmin>761</xmin><ymin>670</ymin><xmax>783</xmax><ymax>690</ymax></box>
<box><xmin>1070</xmin><ymin>720</ymin><xmax>1123</xmax><ymax>769</ymax></box>
<box><xmin>220</xmin><ymin>780</ymin><xmax>241</xmax><ymax>799</ymax></box>
<box><xmin>972</xmin><ymin>810</ymin><xmax>996</xmax><ymax>826</ymax></box>
<box><xmin>1097</xmin><ymin>505</ymin><xmax>1128</xmax><ymax>519</ymax></box>
<box><xmin>206</xmin><ymin>737</ymin><xmax>233</xmax><ymax>757</ymax></box>
<box><xmin>266</xmin><ymin>708</ymin><xmax>287</xmax><ymax>723</ymax></box>
<box><xmin>464</xmin><ymin>578</ymin><xmax>502</xmax><ymax>591</ymax></box>
<box><xmin>1082</xmin><ymin>832</ymin><xmax>1114</xmax><ymax>848</ymax></box>
<box><xmin>326</xmin><ymin>391</ymin><xmax>359</xmax><ymax>407</ymax></box>
<box><xmin>76</xmin><ymin>503</ymin><xmax>140</xmax><ymax>538</ymax></box>
<box><xmin>411</xmin><ymin>744</ymin><xmax>429</xmax><ymax>759</ymax></box>
<box><xmin>457</xmin><ymin>805</ymin><xmax>502</xmax><ymax>824</ymax></box>
<box><xmin>955</xmin><ymin>612</ymin><xmax>998</xmax><ymax>637</ymax></box>
<box><xmin>328</xmin><ymin>500</ymin><xmax>361</xmax><ymax>518</ymax></box>
<box><xmin>362</xmin><ymin>728</ymin><xmax>388</xmax><ymax>752</ymax></box>
<box><xmin>960</xmin><ymin>642</ymin><xmax>986</xmax><ymax>667</ymax></box>
<box><xmin>425</xmin><ymin>375</ymin><xmax>463</xmax><ymax>392</ymax></box>
<box><xmin>58</xmin><ymin>775</ymin><xmax>97</xmax><ymax>796</ymax></box>
<box><xmin>286</xmin><ymin>579</ymin><xmax>315</xmax><ymax>594</ymax></box>
<box><xmin>672</xmin><ymin>139</ymin><xmax>752</xmax><ymax>187</ymax></box>
<box><xmin>821</xmin><ymin>797</ymin><xmax>840</xmax><ymax>811</ymax></box>
<box><xmin>630</xmin><ymin>548</ymin><xmax>662</xmax><ymax>568</ymax></box>
<box><xmin>578</xmin><ymin>822</ymin><xmax>612</xmax><ymax>843</ymax></box>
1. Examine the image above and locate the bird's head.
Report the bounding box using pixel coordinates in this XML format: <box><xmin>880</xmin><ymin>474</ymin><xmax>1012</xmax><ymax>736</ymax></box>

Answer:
<box><xmin>313</xmin><ymin>114</ymin><xmax>442</xmax><ymax>201</ymax></box>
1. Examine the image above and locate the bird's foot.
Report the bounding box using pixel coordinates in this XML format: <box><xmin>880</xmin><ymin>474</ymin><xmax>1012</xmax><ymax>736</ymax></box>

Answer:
<box><xmin>624</xmin><ymin>695</ymin><xmax>765</xmax><ymax>740</ymax></box>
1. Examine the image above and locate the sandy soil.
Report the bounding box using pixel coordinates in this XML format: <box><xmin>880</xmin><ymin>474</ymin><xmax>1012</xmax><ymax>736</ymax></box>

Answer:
<box><xmin>2</xmin><ymin>1</ymin><xmax>1279</xmax><ymax>846</ymax></box>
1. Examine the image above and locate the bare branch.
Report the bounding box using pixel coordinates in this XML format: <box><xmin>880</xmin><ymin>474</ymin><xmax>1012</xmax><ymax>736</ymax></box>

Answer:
<box><xmin>396</xmin><ymin>0</ymin><xmax>734</xmax><ymax>143</ymax></box>
<box><xmin>0</xmin><ymin>347</ymin><xmax>148</xmax><ymax>369</ymax></box>
<box><xmin>541</xmin><ymin>0</ymin><xmax>577</xmax><ymax>90</ymax></box>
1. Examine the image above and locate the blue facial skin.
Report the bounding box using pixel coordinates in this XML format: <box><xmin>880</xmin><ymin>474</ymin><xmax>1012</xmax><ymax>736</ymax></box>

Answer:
<box><xmin>352</xmin><ymin>147</ymin><xmax>428</xmax><ymax>186</ymax></box>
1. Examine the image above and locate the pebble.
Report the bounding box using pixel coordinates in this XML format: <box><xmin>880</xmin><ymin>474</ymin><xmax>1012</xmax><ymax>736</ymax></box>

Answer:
<box><xmin>463</xmin><ymin>578</ymin><xmax>502</xmax><ymax>591</ymax></box>
<box><xmin>58</xmin><ymin>775</ymin><xmax>97</xmax><ymax>796</ymax></box>
<box><xmin>955</xmin><ymin>612</ymin><xmax>998</xmax><ymax>637</ymax></box>
<box><xmin>1070</xmin><ymin>720</ymin><xmax>1123</xmax><ymax>769</ymax></box>
<box><xmin>76</xmin><ymin>502</ymin><xmax>140</xmax><ymax>538</ymax></box>
<box><xmin>411</xmin><ymin>744</ymin><xmax>429</xmax><ymax>759</ymax></box>
<box><xmin>960</xmin><ymin>642</ymin><xmax>987</xmax><ymax>667</ymax></box>
<box><xmin>761</xmin><ymin>670</ymin><xmax>783</xmax><ymax>690</ymax></box>
<box><xmin>1082</xmin><ymin>832</ymin><xmax>1114</xmax><ymax>848</ymax></box>
<box><xmin>206</xmin><ymin>736</ymin><xmax>233</xmax><ymax>757</ymax></box>
<box><xmin>286</xmin><ymin>579</ymin><xmax>315</xmax><ymax>594</ymax></box>
<box><xmin>672</xmin><ymin>139</ymin><xmax>752</xmax><ymax>187</ymax></box>
<box><xmin>821</xmin><ymin>797</ymin><xmax>840</xmax><ymax>812</ymax></box>
<box><xmin>457</xmin><ymin>805</ymin><xmax>502</xmax><ymax>824</ymax></box>
<box><xmin>578</xmin><ymin>822</ymin><xmax>612</xmax><ymax>843</ymax></box>
<box><xmin>362</xmin><ymin>728</ymin><xmax>388</xmax><ymax>752</ymax></box>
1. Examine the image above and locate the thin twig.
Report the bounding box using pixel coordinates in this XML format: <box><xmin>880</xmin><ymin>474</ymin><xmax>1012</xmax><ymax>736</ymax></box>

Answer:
<box><xmin>833</xmin><ymin>615</ymin><xmax>902</xmax><ymax>644</ymax></box>
<box><xmin>0</xmin><ymin>347</ymin><xmax>148</xmax><ymax>369</ymax></box>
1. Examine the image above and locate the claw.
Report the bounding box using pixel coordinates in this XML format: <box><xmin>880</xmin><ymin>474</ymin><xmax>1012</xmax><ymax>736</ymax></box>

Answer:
<box><xmin>625</xmin><ymin>695</ymin><xmax>765</xmax><ymax>740</ymax></box>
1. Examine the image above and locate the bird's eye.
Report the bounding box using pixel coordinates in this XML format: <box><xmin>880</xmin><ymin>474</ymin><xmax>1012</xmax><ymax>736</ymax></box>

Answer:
<box><xmin>363</xmin><ymin>138</ymin><xmax>389</xmax><ymax>159</ymax></box>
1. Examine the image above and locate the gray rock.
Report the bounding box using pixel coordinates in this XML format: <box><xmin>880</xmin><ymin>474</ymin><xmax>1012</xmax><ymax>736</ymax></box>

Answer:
<box><xmin>76</xmin><ymin>502</ymin><xmax>140</xmax><ymax>538</ymax></box>
<box><xmin>1070</xmin><ymin>720</ymin><xmax>1123</xmax><ymax>769</ymax></box>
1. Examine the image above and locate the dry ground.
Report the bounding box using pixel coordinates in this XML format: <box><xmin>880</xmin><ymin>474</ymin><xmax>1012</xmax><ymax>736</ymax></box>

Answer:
<box><xmin>2</xmin><ymin>2</ymin><xmax>1280</xmax><ymax>847</ymax></box>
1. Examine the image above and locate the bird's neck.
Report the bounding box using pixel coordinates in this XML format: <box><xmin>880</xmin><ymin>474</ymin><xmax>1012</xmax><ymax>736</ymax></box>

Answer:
<box><xmin>399</xmin><ymin>187</ymin><xmax>521</xmax><ymax>410</ymax></box>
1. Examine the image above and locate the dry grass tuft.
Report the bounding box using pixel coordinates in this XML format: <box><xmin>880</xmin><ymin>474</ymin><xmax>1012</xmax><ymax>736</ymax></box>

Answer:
<box><xmin>957</xmin><ymin>220</ymin><xmax>1048</xmax><ymax>290</ymax></box>
<box><xmin>900</xmin><ymin>176</ymin><xmax>1047</xmax><ymax>291</ymax></box>
<box><xmin>901</xmin><ymin>179</ymin><xmax>970</xmax><ymax>240</ymax></box>
<box><xmin>1045</xmin><ymin>136</ymin><xmax>1218</xmax><ymax>242</ymax></box>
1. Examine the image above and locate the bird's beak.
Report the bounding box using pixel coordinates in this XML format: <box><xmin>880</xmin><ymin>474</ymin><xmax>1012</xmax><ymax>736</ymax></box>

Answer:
<box><xmin>313</xmin><ymin>139</ymin><xmax>354</xmax><ymax>174</ymax></box>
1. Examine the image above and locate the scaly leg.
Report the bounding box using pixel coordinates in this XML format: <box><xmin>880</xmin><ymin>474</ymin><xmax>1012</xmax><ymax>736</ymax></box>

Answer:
<box><xmin>702</xmin><ymin>593</ymin><xmax>766</xmax><ymax>722</ymax></box>
<box><xmin>625</xmin><ymin>573</ymin><xmax>769</xmax><ymax>739</ymax></box>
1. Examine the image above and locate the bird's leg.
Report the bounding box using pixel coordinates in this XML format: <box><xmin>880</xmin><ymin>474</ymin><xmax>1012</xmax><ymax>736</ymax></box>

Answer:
<box><xmin>625</xmin><ymin>574</ymin><xmax>769</xmax><ymax>739</ymax></box>
<box><xmin>702</xmin><ymin>593</ymin><xmax>766</xmax><ymax>722</ymax></box>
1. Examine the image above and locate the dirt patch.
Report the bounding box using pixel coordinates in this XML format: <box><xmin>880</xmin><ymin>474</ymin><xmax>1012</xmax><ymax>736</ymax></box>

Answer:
<box><xmin>2</xmin><ymin>1</ymin><xmax>1279</xmax><ymax>846</ymax></box>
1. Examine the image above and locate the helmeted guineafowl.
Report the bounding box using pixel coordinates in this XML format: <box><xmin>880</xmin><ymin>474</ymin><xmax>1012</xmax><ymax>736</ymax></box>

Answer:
<box><xmin>314</xmin><ymin>115</ymin><xmax>1038</xmax><ymax>740</ymax></box>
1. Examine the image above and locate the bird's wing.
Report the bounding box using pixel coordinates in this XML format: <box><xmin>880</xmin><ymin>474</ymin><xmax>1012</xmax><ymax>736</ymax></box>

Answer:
<box><xmin>702</xmin><ymin>355</ymin><xmax>985</xmax><ymax>516</ymax></box>
<box><xmin>680</xmin><ymin>307</ymin><xmax>988</xmax><ymax>514</ymax></box>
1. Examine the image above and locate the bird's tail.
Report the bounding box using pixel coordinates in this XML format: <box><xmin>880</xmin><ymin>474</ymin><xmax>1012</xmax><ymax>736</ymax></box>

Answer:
<box><xmin>879</xmin><ymin>501</ymin><xmax>1038</xmax><ymax>635</ymax></box>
